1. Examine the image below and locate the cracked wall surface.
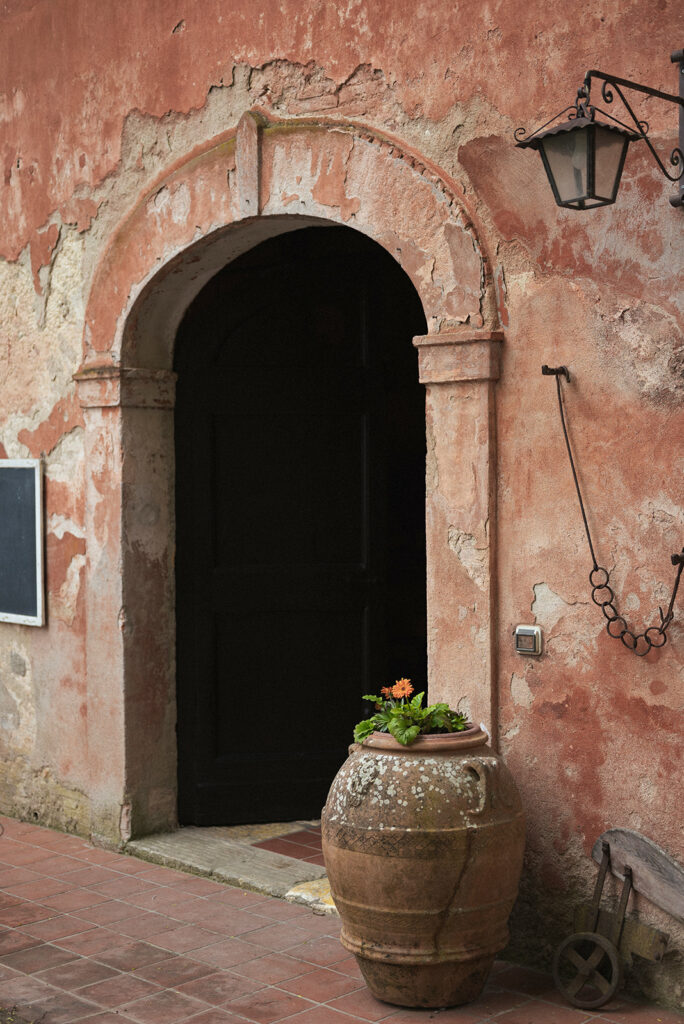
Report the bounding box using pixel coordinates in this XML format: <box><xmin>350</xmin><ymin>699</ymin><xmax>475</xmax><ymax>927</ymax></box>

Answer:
<box><xmin>0</xmin><ymin>0</ymin><xmax>682</xmax><ymax>1010</ymax></box>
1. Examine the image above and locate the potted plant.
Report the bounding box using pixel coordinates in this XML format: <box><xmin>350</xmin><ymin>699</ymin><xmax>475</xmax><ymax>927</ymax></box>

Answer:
<box><xmin>321</xmin><ymin>680</ymin><xmax>525</xmax><ymax>1008</ymax></box>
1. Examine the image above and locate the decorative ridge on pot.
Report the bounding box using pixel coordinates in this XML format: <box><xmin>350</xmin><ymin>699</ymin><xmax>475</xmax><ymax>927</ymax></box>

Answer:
<box><xmin>322</xmin><ymin>679</ymin><xmax>525</xmax><ymax>1009</ymax></box>
<box><xmin>361</xmin><ymin>725</ymin><xmax>488</xmax><ymax>752</ymax></box>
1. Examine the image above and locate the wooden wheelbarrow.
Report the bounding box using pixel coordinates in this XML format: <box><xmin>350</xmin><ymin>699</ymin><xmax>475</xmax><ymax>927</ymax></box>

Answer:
<box><xmin>553</xmin><ymin>828</ymin><xmax>684</xmax><ymax>1010</ymax></box>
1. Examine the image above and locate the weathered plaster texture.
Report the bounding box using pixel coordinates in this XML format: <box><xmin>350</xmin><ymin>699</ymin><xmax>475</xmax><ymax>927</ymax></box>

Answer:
<box><xmin>0</xmin><ymin>0</ymin><xmax>682</xmax><ymax>1008</ymax></box>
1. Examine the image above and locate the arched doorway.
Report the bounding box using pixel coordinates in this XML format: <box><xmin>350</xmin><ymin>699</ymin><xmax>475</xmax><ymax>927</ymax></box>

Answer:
<box><xmin>174</xmin><ymin>225</ymin><xmax>428</xmax><ymax>824</ymax></box>
<box><xmin>77</xmin><ymin>113</ymin><xmax>499</xmax><ymax>843</ymax></box>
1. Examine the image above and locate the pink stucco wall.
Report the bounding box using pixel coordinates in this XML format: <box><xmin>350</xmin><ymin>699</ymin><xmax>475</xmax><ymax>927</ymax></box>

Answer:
<box><xmin>0</xmin><ymin>0</ymin><xmax>681</xmax><ymax>1007</ymax></box>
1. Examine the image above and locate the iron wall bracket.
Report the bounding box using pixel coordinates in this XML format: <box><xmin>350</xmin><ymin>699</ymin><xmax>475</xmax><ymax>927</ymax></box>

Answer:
<box><xmin>581</xmin><ymin>51</ymin><xmax>684</xmax><ymax>206</ymax></box>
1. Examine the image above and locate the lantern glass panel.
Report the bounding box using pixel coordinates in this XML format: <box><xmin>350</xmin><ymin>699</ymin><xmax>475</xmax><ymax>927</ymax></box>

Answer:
<box><xmin>541</xmin><ymin>128</ymin><xmax>588</xmax><ymax>204</ymax></box>
<box><xmin>594</xmin><ymin>125</ymin><xmax>629</xmax><ymax>201</ymax></box>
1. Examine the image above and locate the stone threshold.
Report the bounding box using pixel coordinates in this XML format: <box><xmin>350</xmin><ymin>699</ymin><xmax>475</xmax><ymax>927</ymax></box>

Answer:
<box><xmin>124</xmin><ymin>821</ymin><xmax>337</xmax><ymax>915</ymax></box>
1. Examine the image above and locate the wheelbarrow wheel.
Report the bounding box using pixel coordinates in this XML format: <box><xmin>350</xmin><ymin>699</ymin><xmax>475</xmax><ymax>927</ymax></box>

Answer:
<box><xmin>553</xmin><ymin>931</ymin><xmax>621</xmax><ymax>1009</ymax></box>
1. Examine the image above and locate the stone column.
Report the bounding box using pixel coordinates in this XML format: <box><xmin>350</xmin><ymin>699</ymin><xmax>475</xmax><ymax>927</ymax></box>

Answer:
<box><xmin>75</xmin><ymin>366</ymin><xmax>177</xmax><ymax>844</ymax></box>
<box><xmin>413</xmin><ymin>331</ymin><xmax>503</xmax><ymax>746</ymax></box>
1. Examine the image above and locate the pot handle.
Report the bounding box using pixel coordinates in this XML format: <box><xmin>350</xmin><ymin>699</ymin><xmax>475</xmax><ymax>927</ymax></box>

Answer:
<box><xmin>463</xmin><ymin>759</ymin><xmax>489</xmax><ymax>816</ymax></box>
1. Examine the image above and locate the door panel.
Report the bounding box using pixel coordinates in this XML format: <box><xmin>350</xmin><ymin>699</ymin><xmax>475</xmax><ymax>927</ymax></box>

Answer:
<box><xmin>175</xmin><ymin>226</ymin><xmax>427</xmax><ymax>824</ymax></box>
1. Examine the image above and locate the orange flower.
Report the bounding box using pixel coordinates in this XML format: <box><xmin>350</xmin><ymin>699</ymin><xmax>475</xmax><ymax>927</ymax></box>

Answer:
<box><xmin>380</xmin><ymin>686</ymin><xmax>393</xmax><ymax>699</ymax></box>
<box><xmin>391</xmin><ymin>678</ymin><xmax>413</xmax><ymax>699</ymax></box>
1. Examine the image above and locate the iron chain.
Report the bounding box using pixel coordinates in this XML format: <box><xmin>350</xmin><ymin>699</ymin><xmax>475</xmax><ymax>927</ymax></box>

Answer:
<box><xmin>543</xmin><ymin>366</ymin><xmax>683</xmax><ymax>656</ymax></box>
<box><xmin>589</xmin><ymin>562</ymin><xmax>682</xmax><ymax>656</ymax></box>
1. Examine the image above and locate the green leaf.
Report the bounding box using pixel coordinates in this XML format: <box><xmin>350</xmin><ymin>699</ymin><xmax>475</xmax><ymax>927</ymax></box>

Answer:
<box><xmin>353</xmin><ymin>719</ymin><xmax>377</xmax><ymax>743</ymax></box>
<box><xmin>388</xmin><ymin>715</ymin><xmax>421</xmax><ymax>746</ymax></box>
<box><xmin>410</xmin><ymin>691</ymin><xmax>425</xmax><ymax>709</ymax></box>
<box><xmin>362</xmin><ymin>694</ymin><xmax>383</xmax><ymax>704</ymax></box>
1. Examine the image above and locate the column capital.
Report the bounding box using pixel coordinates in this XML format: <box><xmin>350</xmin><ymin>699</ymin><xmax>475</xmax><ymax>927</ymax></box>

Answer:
<box><xmin>413</xmin><ymin>330</ymin><xmax>504</xmax><ymax>383</ymax></box>
<box><xmin>74</xmin><ymin>366</ymin><xmax>177</xmax><ymax>409</ymax></box>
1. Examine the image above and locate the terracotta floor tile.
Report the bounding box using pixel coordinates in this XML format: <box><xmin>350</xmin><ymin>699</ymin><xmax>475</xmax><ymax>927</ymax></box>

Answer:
<box><xmin>120</xmin><ymin>985</ymin><xmax>210</xmax><ymax>1023</ymax></box>
<box><xmin>493</xmin><ymin>1002</ymin><xmax>595</xmax><ymax>1022</ymax></box>
<box><xmin>279</xmin><ymin>966</ymin><xmax>364</xmax><ymax>1002</ymax></box>
<box><xmin>102</xmin><ymin>858</ymin><xmax>157</xmax><ymax>876</ymax></box>
<box><xmin>0</xmin><ymin>867</ymin><xmax>41</xmax><ymax>887</ymax></box>
<box><xmin>28</xmin><ymin>855</ymin><xmax>84</xmax><ymax>878</ymax></box>
<box><xmin>4</xmin><ymin>877</ymin><xmax>74</xmax><ymax>901</ymax></box>
<box><xmin>190</xmin><ymin>938</ymin><xmax>271</xmax><ymax>969</ymax></box>
<box><xmin>123</xmin><ymin>889</ymin><xmax>206</xmax><ymax>912</ymax></box>
<box><xmin>133</xmin><ymin>954</ymin><xmax>217</xmax><ymax>987</ymax></box>
<box><xmin>147</xmin><ymin>923</ymin><xmax>223</xmax><ymax>953</ymax></box>
<box><xmin>19</xmin><ymin>913</ymin><xmax>92</xmax><ymax>941</ymax></box>
<box><xmin>276</xmin><ymin>1006</ymin><xmax>365</xmax><ymax>1024</ymax></box>
<box><xmin>243</xmin><ymin>922</ymin><xmax>320</xmax><ymax>952</ymax></box>
<box><xmin>79</xmin><ymin>972</ymin><xmax>162</xmax><ymax>1008</ymax></box>
<box><xmin>134</xmin><ymin>865</ymin><xmax>192</xmax><ymax>886</ymax></box>
<box><xmin>596</xmin><ymin>1006</ymin><xmax>684</xmax><ymax>1023</ymax></box>
<box><xmin>0</xmin><ymin>927</ymin><xmax>42</xmax><ymax>954</ymax></box>
<box><xmin>224</xmin><ymin>986</ymin><xmax>315</xmax><ymax>1023</ymax></box>
<box><xmin>184</xmin><ymin>904</ymin><xmax>265</xmax><ymax>933</ymax></box>
<box><xmin>36</xmin><ymin>956</ymin><xmax>119</xmax><ymax>990</ymax></box>
<box><xmin>176</xmin><ymin>967</ymin><xmax>264</xmax><ymax>1004</ymax></box>
<box><xmin>250</xmin><ymin>901</ymin><xmax>312</xmax><ymax>923</ymax></box>
<box><xmin>0</xmin><ymin>972</ymin><xmax>58</xmax><ymax>1008</ymax></box>
<box><xmin>76</xmin><ymin>1014</ymin><xmax>139</xmax><ymax>1023</ymax></box>
<box><xmin>328</xmin><ymin>958</ymin><xmax>364</xmax><ymax>981</ymax></box>
<box><xmin>384</xmin><ymin>1008</ymin><xmax>484</xmax><ymax>1024</ymax></box>
<box><xmin>93</xmin><ymin>939</ymin><xmax>174</xmax><ymax>971</ymax></box>
<box><xmin>0</xmin><ymin>901</ymin><xmax>56</xmax><ymax>927</ymax></box>
<box><xmin>291</xmin><ymin>917</ymin><xmax>341</xmax><ymax>939</ymax></box>
<box><xmin>284</xmin><ymin>938</ymin><xmax>349</xmax><ymax>968</ymax></box>
<box><xmin>254</xmin><ymin>838</ymin><xmax>319</xmax><ymax>861</ymax></box>
<box><xmin>88</xmin><ymin>876</ymin><xmax>160</xmax><ymax>898</ymax></box>
<box><xmin>61</xmin><ymin>866</ymin><xmax>122</xmax><ymax>887</ymax></box>
<box><xmin>216</xmin><ymin>890</ymin><xmax>274</xmax><ymax>909</ymax></box>
<box><xmin>496</xmin><ymin>965</ymin><xmax>564</xmax><ymax>998</ymax></box>
<box><xmin>40</xmin><ymin>890</ymin><xmax>113</xmax><ymax>912</ymax></box>
<box><xmin>167</xmin><ymin>876</ymin><xmax>230</xmax><ymax>896</ymax></box>
<box><xmin>57</xmin><ymin>928</ymin><xmax>133</xmax><ymax>957</ymax></box>
<box><xmin>287</xmin><ymin>830</ymin><xmax>323</xmax><ymax>847</ymax></box>
<box><xmin>466</xmin><ymin>987</ymin><xmax>531</xmax><ymax>1017</ymax></box>
<box><xmin>0</xmin><ymin>942</ymin><xmax>78</xmax><ymax>974</ymax></box>
<box><xmin>0</xmin><ymin>893</ymin><xmax>21</xmax><ymax>913</ymax></box>
<box><xmin>302</xmin><ymin>854</ymin><xmax>327</xmax><ymax>866</ymax></box>
<box><xmin>327</xmin><ymin>987</ymin><xmax>392</xmax><ymax>1022</ymax></box>
<box><xmin>188</xmin><ymin>1010</ymin><xmax>253</xmax><ymax>1024</ymax></box>
<box><xmin>231</xmin><ymin>952</ymin><xmax>319</xmax><ymax>985</ymax></box>
<box><xmin>74</xmin><ymin>899</ymin><xmax>141</xmax><ymax>925</ymax></box>
<box><xmin>113</xmin><ymin>911</ymin><xmax>174</xmax><ymax>939</ymax></box>
<box><xmin>15</xmin><ymin>990</ymin><xmax>101</xmax><ymax>1024</ymax></box>
<box><xmin>35</xmin><ymin>834</ymin><xmax>91</xmax><ymax>854</ymax></box>
<box><xmin>76</xmin><ymin>849</ymin><xmax>134</xmax><ymax>868</ymax></box>
<box><xmin>0</xmin><ymin>842</ymin><xmax>59</xmax><ymax>866</ymax></box>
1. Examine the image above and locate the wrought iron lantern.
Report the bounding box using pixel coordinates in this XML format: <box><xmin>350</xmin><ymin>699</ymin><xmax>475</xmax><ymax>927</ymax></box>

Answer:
<box><xmin>515</xmin><ymin>50</ymin><xmax>684</xmax><ymax>209</ymax></box>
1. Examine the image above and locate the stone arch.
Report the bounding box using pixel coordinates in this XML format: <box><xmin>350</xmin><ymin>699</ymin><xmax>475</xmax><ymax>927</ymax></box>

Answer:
<box><xmin>76</xmin><ymin>113</ymin><xmax>504</xmax><ymax>842</ymax></box>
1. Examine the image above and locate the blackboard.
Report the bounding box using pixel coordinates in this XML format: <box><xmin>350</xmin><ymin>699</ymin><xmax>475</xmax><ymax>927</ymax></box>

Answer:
<box><xmin>0</xmin><ymin>460</ymin><xmax>44</xmax><ymax>626</ymax></box>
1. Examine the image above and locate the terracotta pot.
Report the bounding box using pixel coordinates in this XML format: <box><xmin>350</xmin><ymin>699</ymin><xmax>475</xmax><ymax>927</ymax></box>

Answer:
<box><xmin>321</xmin><ymin>727</ymin><xmax>525</xmax><ymax>1008</ymax></box>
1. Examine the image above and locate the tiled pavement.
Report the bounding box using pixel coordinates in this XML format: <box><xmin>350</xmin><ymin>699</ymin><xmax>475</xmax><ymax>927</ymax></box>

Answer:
<box><xmin>0</xmin><ymin>817</ymin><xmax>681</xmax><ymax>1024</ymax></box>
<box><xmin>253</xmin><ymin>828</ymin><xmax>326</xmax><ymax>867</ymax></box>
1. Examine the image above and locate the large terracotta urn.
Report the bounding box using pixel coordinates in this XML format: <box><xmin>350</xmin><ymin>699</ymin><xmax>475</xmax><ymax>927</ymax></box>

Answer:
<box><xmin>321</xmin><ymin>727</ymin><xmax>525</xmax><ymax>1008</ymax></box>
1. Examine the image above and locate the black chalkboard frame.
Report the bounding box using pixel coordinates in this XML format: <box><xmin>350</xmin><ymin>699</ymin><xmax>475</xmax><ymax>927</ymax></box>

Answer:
<box><xmin>0</xmin><ymin>459</ymin><xmax>45</xmax><ymax>626</ymax></box>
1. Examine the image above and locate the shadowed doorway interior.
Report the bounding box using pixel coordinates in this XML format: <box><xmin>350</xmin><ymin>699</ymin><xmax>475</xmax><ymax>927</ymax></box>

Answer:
<box><xmin>175</xmin><ymin>224</ymin><xmax>428</xmax><ymax>825</ymax></box>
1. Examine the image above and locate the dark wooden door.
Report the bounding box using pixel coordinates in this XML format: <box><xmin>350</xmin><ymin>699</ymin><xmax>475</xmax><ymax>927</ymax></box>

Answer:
<box><xmin>175</xmin><ymin>226</ymin><xmax>427</xmax><ymax>824</ymax></box>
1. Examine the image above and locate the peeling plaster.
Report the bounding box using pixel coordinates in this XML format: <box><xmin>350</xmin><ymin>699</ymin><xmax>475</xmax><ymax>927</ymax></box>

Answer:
<box><xmin>45</xmin><ymin>428</ymin><xmax>85</xmax><ymax>484</ymax></box>
<box><xmin>48</xmin><ymin>514</ymin><xmax>85</xmax><ymax>541</ymax></box>
<box><xmin>448</xmin><ymin>527</ymin><xmax>487</xmax><ymax>590</ymax></box>
<box><xmin>510</xmin><ymin>673</ymin><xmax>534</xmax><ymax>710</ymax></box>
<box><xmin>531</xmin><ymin>582</ymin><xmax>574</xmax><ymax>628</ymax></box>
<box><xmin>0</xmin><ymin>645</ymin><xmax>36</xmax><ymax>756</ymax></box>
